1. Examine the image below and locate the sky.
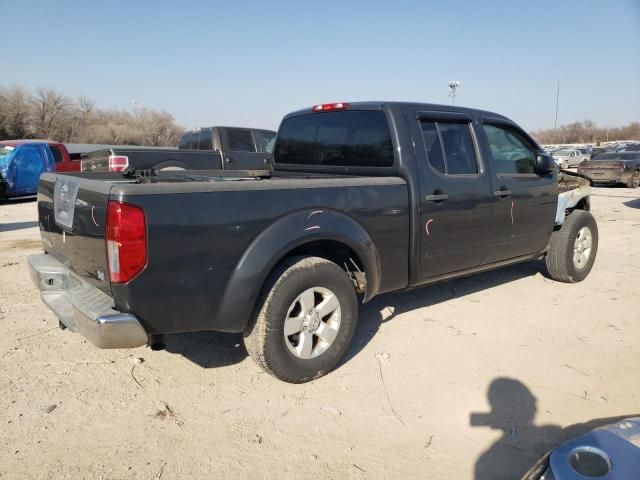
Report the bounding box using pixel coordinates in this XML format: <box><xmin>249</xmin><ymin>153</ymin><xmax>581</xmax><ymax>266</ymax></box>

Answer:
<box><xmin>1</xmin><ymin>0</ymin><xmax>639</xmax><ymax>132</ymax></box>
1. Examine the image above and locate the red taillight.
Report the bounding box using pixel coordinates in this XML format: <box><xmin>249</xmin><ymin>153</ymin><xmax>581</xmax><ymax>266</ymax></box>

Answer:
<box><xmin>108</xmin><ymin>155</ymin><xmax>129</xmax><ymax>172</ymax></box>
<box><xmin>106</xmin><ymin>201</ymin><xmax>147</xmax><ymax>283</ymax></box>
<box><xmin>312</xmin><ymin>102</ymin><xmax>349</xmax><ymax>112</ymax></box>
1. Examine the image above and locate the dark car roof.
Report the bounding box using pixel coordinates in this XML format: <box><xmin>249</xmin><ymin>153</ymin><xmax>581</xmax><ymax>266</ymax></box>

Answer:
<box><xmin>283</xmin><ymin>101</ymin><xmax>512</xmax><ymax>123</ymax></box>
<box><xmin>183</xmin><ymin>126</ymin><xmax>276</xmax><ymax>135</ymax></box>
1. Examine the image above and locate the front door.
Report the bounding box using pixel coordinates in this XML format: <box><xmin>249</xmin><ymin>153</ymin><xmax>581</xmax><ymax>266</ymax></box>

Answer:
<box><xmin>478</xmin><ymin>121</ymin><xmax>557</xmax><ymax>262</ymax></box>
<box><xmin>413</xmin><ymin>112</ymin><xmax>494</xmax><ymax>280</ymax></box>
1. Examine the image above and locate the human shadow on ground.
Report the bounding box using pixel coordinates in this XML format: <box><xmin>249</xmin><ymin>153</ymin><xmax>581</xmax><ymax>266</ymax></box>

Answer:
<box><xmin>0</xmin><ymin>220</ymin><xmax>38</xmax><ymax>232</ymax></box>
<box><xmin>623</xmin><ymin>198</ymin><xmax>640</xmax><ymax>209</ymax></box>
<box><xmin>471</xmin><ymin>378</ymin><xmax>637</xmax><ymax>479</ymax></box>
<box><xmin>167</xmin><ymin>260</ymin><xmax>546</xmax><ymax>370</ymax></box>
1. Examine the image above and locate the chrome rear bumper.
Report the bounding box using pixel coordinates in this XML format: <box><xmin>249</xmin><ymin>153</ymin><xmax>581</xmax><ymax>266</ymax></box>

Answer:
<box><xmin>28</xmin><ymin>254</ymin><xmax>148</xmax><ymax>348</ymax></box>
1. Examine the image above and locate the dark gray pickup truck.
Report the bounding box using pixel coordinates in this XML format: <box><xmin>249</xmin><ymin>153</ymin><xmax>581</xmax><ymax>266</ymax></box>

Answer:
<box><xmin>29</xmin><ymin>101</ymin><xmax>597</xmax><ymax>383</ymax></box>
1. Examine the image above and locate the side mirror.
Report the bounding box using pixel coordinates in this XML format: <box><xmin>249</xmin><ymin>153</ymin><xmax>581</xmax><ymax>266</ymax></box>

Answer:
<box><xmin>535</xmin><ymin>153</ymin><xmax>556</xmax><ymax>174</ymax></box>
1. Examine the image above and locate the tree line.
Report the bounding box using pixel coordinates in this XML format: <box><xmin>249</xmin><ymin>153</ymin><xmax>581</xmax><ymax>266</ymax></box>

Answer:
<box><xmin>2</xmin><ymin>85</ymin><xmax>638</xmax><ymax>147</ymax></box>
<box><xmin>531</xmin><ymin>120</ymin><xmax>640</xmax><ymax>145</ymax></box>
<box><xmin>0</xmin><ymin>86</ymin><xmax>183</xmax><ymax>146</ymax></box>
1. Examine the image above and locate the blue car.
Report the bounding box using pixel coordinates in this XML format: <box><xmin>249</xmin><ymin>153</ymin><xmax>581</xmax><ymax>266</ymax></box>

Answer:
<box><xmin>0</xmin><ymin>141</ymin><xmax>55</xmax><ymax>198</ymax></box>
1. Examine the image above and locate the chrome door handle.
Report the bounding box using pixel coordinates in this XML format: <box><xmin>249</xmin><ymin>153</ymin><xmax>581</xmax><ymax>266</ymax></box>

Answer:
<box><xmin>425</xmin><ymin>194</ymin><xmax>449</xmax><ymax>202</ymax></box>
<box><xmin>494</xmin><ymin>189</ymin><xmax>511</xmax><ymax>197</ymax></box>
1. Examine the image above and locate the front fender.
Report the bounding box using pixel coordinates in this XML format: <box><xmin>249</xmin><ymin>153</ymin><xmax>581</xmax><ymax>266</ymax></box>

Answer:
<box><xmin>215</xmin><ymin>209</ymin><xmax>381</xmax><ymax>332</ymax></box>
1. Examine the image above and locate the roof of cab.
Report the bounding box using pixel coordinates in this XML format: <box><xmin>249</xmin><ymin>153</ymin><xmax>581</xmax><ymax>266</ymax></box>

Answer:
<box><xmin>283</xmin><ymin>101</ymin><xmax>511</xmax><ymax>122</ymax></box>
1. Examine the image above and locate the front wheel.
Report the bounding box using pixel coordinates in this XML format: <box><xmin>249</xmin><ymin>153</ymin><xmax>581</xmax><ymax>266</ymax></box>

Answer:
<box><xmin>545</xmin><ymin>210</ymin><xmax>598</xmax><ymax>283</ymax></box>
<box><xmin>244</xmin><ymin>256</ymin><xmax>358</xmax><ymax>383</ymax></box>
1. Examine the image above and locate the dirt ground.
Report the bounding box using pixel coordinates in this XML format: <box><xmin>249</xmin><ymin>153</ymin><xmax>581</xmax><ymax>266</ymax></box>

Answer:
<box><xmin>1</xmin><ymin>187</ymin><xmax>639</xmax><ymax>480</ymax></box>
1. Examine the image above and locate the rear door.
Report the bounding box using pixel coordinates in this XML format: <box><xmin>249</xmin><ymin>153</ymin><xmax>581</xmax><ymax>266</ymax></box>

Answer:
<box><xmin>412</xmin><ymin>111</ymin><xmax>494</xmax><ymax>279</ymax></box>
<box><xmin>221</xmin><ymin>128</ymin><xmax>269</xmax><ymax>169</ymax></box>
<box><xmin>478</xmin><ymin>120</ymin><xmax>556</xmax><ymax>262</ymax></box>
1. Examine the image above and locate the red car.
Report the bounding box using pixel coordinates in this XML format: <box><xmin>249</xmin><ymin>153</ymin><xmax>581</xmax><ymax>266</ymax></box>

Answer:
<box><xmin>0</xmin><ymin>140</ymin><xmax>80</xmax><ymax>172</ymax></box>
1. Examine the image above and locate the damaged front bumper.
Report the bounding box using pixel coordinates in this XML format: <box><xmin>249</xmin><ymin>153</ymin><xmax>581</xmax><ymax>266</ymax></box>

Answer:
<box><xmin>28</xmin><ymin>253</ymin><xmax>148</xmax><ymax>348</ymax></box>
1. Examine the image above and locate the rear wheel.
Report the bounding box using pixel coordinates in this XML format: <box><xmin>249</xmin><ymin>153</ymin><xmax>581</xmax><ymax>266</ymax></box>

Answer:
<box><xmin>545</xmin><ymin>210</ymin><xmax>598</xmax><ymax>283</ymax></box>
<box><xmin>627</xmin><ymin>170</ymin><xmax>640</xmax><ymax>188</ymax></box>
<box><xmin>244</xmin><ymin>256</ymin><xmax>358</xmax><ymax>383</ymax></box>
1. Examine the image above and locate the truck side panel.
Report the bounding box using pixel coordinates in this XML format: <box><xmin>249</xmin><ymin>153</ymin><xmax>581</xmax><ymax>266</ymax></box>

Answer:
<box><xmin>112</xmin><ymin>179</ymin><xmax>409</xmax><ymax>334</ymax></box>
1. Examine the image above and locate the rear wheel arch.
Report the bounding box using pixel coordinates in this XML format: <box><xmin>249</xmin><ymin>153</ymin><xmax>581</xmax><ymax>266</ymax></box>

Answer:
<box><xmin>215</xmin><ymin>210</ymin><xmax>381</xmax><ymax>332</ymax></box>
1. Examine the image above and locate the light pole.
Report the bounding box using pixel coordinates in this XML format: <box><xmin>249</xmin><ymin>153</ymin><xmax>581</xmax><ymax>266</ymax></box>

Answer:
<box><xmin>554</xmin><ymin>81</ymin><xmax>560</xmax><ymax>132</ymax></box>
<box><xmin>448</xmin><ymin>81</ymin><xmax>460</xmax><ymax>105</ymax></box>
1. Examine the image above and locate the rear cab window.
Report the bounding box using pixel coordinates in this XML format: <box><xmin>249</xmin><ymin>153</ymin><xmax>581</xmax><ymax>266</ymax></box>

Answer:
<box><xmin>275</xmin><ymin>110</ymin><xmax>394</xmax><ymax>167</ymax></box>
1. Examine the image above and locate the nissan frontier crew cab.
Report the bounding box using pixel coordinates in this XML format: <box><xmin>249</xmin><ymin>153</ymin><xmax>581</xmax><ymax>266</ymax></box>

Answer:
<box><xmin>29</xmin><ymin>101</ymin><xmax>597</xmax><ymax>383</ymax></box>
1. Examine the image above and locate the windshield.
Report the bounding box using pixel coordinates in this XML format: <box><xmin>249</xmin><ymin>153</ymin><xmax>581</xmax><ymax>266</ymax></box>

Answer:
<box><xmin>554</xmin><ymin>149</ymin><xmax>572</xmax><ymax>156</ymax></box>
<box><xmin>0</xmin><ymin>146</ymin><xmax>15</xmax><ymax>167</ymax></box>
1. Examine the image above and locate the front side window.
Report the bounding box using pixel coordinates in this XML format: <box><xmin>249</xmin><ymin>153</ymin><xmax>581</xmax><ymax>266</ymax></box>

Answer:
<box><xmin>275</xmin><ymin>110</ymin><xmax>394</xmax><ymax>167</ymax></box>
<box><xmin>253</xmin><ymin>131</ymin><xmax>276</xmax><ymax>153</ymax></box>
<box><xmin>49</xmin><ymin>145</ymin><xmax>63</xmax><ymax>163</ymax></box>
<box><xmin>483</xmin><ymin>124</ymin><xmax>536</xmax><ymax>174</ymax></box>
<box><xmin>419</xmin><ymin>120</ymin><xmax>478</xmax><ymax>175</ymax></box>
<box><xmin>227</xmin><ymin>129</ymin><xmax>256</xmax><ymax>152</ymax></box>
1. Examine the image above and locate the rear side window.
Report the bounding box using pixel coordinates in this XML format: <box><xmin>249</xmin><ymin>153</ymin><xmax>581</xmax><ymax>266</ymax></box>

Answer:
<box><xmin>275</xmin><ymin>111</ymin><xmax>394</xmax><ymax>167</ymax></box>
<box><xmin>179</xmin><ymin>132</ymin><xmax>192</xmax><ymax>149</ymax></box>
<box><xmin>253</xmin><ymin>131</ymin><xmax>276</xmax><ymax>153</ymax></box>
<box><xmin>49</xmin><ymin>145</ymin><xmax>63</xmax><ymax>163</ymax></box>
<box><xmin>419</xmin><ymin>120</ymin><xmax>478</xmax><ymax>175</ymax></box>
<box><xmin>227</xmin><ymin>129</ymin><xmax>256</xmax><ymax>152</ymax></box>
<box><xmin>198</xmin><ymin>129</ymin><xmax>213</xmax><ymax>150</ymax></box>
<box><xmin>483</xmin><ymin>124</ymin><xmax>536</xmax><ymax>174</ymax></box>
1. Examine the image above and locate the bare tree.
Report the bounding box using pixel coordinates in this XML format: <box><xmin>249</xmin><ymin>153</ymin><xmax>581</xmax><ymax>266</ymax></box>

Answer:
<box><xmin>30</xmin><ymin>88</ymin><xmax>72</xmax><ymax>140</ymax></box>
<box><xmin>0</xmin><ymin>86</ymin><xmax>32</xmax><ymax>140</ymax></box>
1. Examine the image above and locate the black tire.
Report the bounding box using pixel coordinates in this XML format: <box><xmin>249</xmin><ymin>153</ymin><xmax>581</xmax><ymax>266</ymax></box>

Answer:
<box><xmin>244</xmin><ymin>256</ymin><xmax>358</xmax><ymax>383</ymax></box>
<box><xmin>545</xmin><ymin>210</ymin><xmax>598</xmax><ymax>283</ymax></box>
<box><xmin>627</xmin><ymin>170</ymin><xmax>640</xmax><ymax>188</ymax></box>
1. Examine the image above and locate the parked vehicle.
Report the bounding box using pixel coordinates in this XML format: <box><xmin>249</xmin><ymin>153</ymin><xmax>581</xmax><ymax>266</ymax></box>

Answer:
<box><xmin>0</xmin><ymin>141</ymin><xmax>55</xmax><ymax>198</ymax></box>
<box><xmin>0</xmin><ymin>140</ymin><xmax>79</xmax><ymax>172</ymax></box>
<box><xmin>178</xmin><ymin>126</ymin><xmax>276</xmax><ymax>170</ymax></box>
<box><xmin>577</xmin><ymin>152</ymin><xmax>640</xmax><ymax>188</ymax></box>
<box><xmin>522</xmin><ymin>417</ymin><xmax>640</xmax><ymax>480</ymax></box>
<box><xmin>576</xmin><ymin>147</ymin><xmax>592</xmax><ymax>162</ymax></box>
<box><xmin>81</xmin><ymin>147</ymin><xmax>225</xmax><ymax>172</ymax></box>
<box><xmin>29</xmin><ymin>101</ymin><xmax>597</xmax><ymax>383</ymax></box>
<box><xmin>552</xmin><ymin>148</ymin><xmax>587</xmax><ymax>168</ymax></box>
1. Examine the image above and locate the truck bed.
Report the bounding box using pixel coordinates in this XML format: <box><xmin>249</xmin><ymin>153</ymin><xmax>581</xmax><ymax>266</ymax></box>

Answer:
<box><xmin>36</xmin><ymin>170</ymin><xmax>409</xmax><ymax>335</ymax></box>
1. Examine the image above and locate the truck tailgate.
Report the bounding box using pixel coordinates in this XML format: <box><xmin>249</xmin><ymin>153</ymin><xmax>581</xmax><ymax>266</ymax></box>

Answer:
<box><xmin>37</xmin><ymin>172</ymin><xmax>132</xmax><ymax>295</ymax></box>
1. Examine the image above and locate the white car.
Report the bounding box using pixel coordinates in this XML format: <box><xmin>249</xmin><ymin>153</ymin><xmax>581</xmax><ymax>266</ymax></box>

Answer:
<box><xmin>553</xmin><ymin>148</ymin><xmax>587</xmax><ymax>168</ymax></box>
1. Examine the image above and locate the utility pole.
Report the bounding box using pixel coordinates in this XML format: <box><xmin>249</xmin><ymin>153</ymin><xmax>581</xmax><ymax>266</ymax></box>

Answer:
<box><xmin>448</xmin><ymin>81</ymin><xmax>460</xmax><ymax>105</ymax></box>
<box><xmin>554</xmin><ymin>81</ymin><xmax>560</xmax><ymax>131</ymax></box>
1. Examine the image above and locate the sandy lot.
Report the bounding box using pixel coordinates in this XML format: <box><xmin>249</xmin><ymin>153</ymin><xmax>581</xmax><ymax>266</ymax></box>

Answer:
<box><xmin>1</xmin><ymin>188</ymin><xmax>639</xmax><ymax>480</ymax></box>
